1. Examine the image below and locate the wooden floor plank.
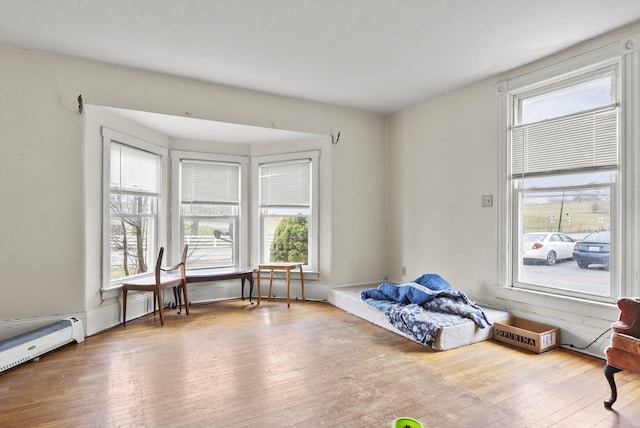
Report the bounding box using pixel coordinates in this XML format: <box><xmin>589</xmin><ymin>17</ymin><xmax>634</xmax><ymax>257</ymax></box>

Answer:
<box><xmin>1</xmin><ymin>299</ymin><xmax>638</xmax><ymax>427</ymax></box>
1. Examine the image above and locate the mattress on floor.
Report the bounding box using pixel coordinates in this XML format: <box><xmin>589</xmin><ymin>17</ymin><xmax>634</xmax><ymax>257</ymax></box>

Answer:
<box><xmin>328</xmin><ymin>285</ymin><xmax>510</xmax><ymax>351</ymax></box>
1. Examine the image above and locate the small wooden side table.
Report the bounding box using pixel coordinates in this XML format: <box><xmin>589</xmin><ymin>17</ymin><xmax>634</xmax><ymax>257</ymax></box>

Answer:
<box><xmin>257</xmin><ymin>262</ymin><xmax>305</xmax><ymax>307</ymax></box>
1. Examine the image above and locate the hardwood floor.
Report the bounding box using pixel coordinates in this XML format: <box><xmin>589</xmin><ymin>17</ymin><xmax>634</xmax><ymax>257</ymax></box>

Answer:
<box><xmin>1</xmin><ymin>299</ymin><xmax>639</xmax><ymax>427</ymax></box>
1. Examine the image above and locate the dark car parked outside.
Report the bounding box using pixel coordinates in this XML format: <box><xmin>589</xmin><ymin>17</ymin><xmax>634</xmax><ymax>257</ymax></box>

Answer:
<box><xmin>573</xmin><ymin>231</ymin><xmax>610</xmax><ymax>270</ymax></box>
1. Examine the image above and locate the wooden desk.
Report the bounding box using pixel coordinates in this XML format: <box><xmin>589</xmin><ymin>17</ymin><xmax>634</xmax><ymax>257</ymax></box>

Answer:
<box><xmin>257</xmin><ymin>262</ymin><xmax>305</xmax><ymax>307</ymax></box>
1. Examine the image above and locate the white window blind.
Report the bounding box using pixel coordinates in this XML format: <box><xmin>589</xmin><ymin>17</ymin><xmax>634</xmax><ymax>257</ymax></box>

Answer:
<box><xmin>260</xmin><ymin>160</ymin><xmax>311</xmax><ymax>208</ymax></box>
<box><xmin>110</xmin><ymin>143</ymin><xmax>159</xmax><ymax>194</ymax></box>
<box><xmin>181</xmin><ymin>160</ymin><xmax>240</xmax><ymax>204</ymax></box>
<box><xmin>511</xmin><ymin>106</ymin><xmax>618</xmax><ymax>177</ymax></box>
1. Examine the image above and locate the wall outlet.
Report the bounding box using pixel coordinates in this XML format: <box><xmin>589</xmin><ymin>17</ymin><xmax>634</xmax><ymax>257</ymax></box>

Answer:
<box><xmin>482</xmin><ymin>194</ymin><xmax>493</xmax><ymax>207</ymax></box>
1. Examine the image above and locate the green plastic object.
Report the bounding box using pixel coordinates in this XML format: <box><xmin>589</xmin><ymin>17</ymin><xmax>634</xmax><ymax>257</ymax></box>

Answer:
<box><xmin>392</xmin><ymin>417</ymin><xmax>424</xmax><ymax>428</ymax></box>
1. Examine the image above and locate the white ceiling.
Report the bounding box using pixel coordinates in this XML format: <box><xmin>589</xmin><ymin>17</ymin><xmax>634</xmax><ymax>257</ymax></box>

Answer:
<box><xmin>2</xmin><ymin>0</ymin><xmax>640</xmax><ymax>140</ymax></box>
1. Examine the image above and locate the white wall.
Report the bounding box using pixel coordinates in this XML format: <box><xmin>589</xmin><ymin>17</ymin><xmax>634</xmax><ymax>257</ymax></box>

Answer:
<box><xmin>0</xmin><ymin>44</ymin><xmax>387</xmax><ymax>336</ymax></box>
<box><xmin>385</xmin><ymin>80</ymin><xmax>498</xmax><ymax>295</ymax></box>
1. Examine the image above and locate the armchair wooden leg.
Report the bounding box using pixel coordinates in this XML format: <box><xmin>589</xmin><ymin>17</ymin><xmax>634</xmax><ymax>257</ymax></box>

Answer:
<box><xmin>172</xmin><ymin>286</ymin><xmax>181</xmax><ymax>313</ymax></box>
<box><xmin>155</xmin><ymin>290</ymin><xmax>164</xmax><ymax>326</ymax></box>
<box><xmin>173</xmin><ymin>286</ymin><xmax>184</xmax><ymax>314</ymax></box>
<box><xmin>604</xmin><ymin>364</ymin><xmax>622</xmax><ymax>409</ymax></box>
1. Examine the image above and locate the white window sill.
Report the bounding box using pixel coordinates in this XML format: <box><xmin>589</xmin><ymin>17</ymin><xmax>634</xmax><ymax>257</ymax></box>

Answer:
<box><xmin>101</xmin><ymin>286</ymin><xmax>122</xmax><ymax>300</ymax></box>
<box><xmin>494</xmin><ymin>286</ymin><xmax>619</xmax><ymax>320</ymax></box>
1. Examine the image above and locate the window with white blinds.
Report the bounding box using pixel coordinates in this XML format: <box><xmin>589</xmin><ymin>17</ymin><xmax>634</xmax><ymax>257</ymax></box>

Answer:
<box><xmin>102</xmin><ymin>128</ymin><xmax>166</xmax><ymax>287</ymax></box>
<box><xmin>252</xmin><ymin>151</ymin><xmax>319</xmax><ymax>270</ymax></box>
<box><xmin>179</xmin><ymin>159</ymin><xmax>241</xmax><ymax>269</ymax></box>
<box><xmin>499</xmin><ymin>49</ymin><xmax>625</xmax><ymax>300</ymax></box>
<box><xmin>511</xmin><ymin>106</ymin><xmax>618</xmax><ymax>177</ymax></box>
<box><xmin>258</xmin><ymin>159</ymin><xmax>312</xmax><ymax>265</ymax></box>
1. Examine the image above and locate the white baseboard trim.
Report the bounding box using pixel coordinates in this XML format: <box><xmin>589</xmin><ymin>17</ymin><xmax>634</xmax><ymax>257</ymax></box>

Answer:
<box><xmin>87</xmin><ymin>291</ymin><xmax>160</xmax><ymax>335</ymax></box>
<box><xmin>2</xmin><ymin>280</ymin><xmax>385</xmax><ymax>339</ymax></box>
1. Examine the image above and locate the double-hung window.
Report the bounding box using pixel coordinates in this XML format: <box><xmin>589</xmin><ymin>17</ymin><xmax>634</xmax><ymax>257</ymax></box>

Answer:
<box><xmin>498</xmin><ymin>35</ymin><xmax>640</xmax><ymax>301</ymax></box>
<box><xmin>252</xmin><ymin>151</ymin><xmax>319</xmax><ymax>271</ymax></box>
<box><xmin>171</xmin><ymin>151</ymin><xmax>248</xmax><ymax>269</ymax></box>
<box><xmin>102</xmin><ymin>128</ymin><xmax>167</xmax><ymax>287</ymax></box>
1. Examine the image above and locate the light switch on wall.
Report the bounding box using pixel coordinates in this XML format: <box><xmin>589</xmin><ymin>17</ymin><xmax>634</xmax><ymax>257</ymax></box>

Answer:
<box><xmin>482</xmin><ymin>195</ymin><xmax>493</xmax><ymax>207</ymax></box>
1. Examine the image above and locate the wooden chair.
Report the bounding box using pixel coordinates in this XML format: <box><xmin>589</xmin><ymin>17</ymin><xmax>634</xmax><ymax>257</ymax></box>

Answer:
<box><xmin>122</xmin><ymin>245</ymin><xmax>189</xmax><ymax>326</ymax></box>
<box><xmin>604</xmin><ymin>297</ymin><xmax>640</xmax><ymax>409</ymax></box>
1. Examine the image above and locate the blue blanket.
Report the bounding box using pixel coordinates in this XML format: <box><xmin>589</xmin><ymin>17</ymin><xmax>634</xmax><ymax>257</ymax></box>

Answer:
<box><xmin>360</xmin><ymin>278</ymin><xmax>491</xmax><ymax>349</ymax></box>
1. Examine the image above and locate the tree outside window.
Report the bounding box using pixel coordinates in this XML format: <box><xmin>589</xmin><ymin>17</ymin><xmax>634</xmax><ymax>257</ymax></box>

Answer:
<box><xmin>270</xmin><ymin>217</ymin><xmax>308</xmax><ymax>263</ymax></box>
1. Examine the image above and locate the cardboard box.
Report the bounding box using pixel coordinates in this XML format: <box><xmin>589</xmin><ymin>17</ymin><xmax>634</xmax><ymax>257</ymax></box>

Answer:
<box><xmin>493</xmin><ymin>317</ymin><xmax>560</xmax><ymax>353</ymax></box>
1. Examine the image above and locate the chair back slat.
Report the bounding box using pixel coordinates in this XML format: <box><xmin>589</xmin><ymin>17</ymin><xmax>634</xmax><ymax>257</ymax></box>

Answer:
<box><xmin>179</xmin><ymin>245</ymin><xmax>188</xmax><ymax>280</ymax></box>
<box><xmin>155</xmin><ymin>247</ymin><xmax>164</xmax><ymax>284</ymax></box>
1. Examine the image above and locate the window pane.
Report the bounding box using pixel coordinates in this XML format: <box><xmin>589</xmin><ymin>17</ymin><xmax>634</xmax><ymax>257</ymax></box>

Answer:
<box><xmin>181</xmin><ymin>161</ymin><xmax>239</xmax><ymax>203</ymax></box>
<box><xmin>182</xmin><ymin>206</ymin><xmax>238</xmax><ymax>269</ymax></box>
<box><xmin>511</xmin><ymin>107</ymin><xmax>618</xmax><ymax>177</ymax></box>
<box><xmin>260</xmin><ymin>160</ymin><xmax>311</xmax><ymax>207</ymax></box>
<box><xmin>110</xmin><ymin>193</ymin><xmax>157</xmax><ymax>280</ymax></box>
<box><xmin>263</xmin><ymin>215</ymin><xmax>309</xmax><ymax>264</ymax></box>
<box><xmin>110</xmin><ymin>143</ymin><xmax>159</xmax><ymax>193</ymax></box>
<box><xmin>516</xmin><ymin>173</ymin><xmax>611</xmax><ymax>296</ymax></box>
<box><xmin>519</xmin><ymin>75</ymin><xmax>613</xmax><ymax>124</ymax></box>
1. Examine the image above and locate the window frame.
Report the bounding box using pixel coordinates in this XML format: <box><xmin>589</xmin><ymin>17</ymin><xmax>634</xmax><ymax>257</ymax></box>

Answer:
<box><xmin>170</xmin><ymin>150</ymin><xmax>249</xmax><ymax>269</ymax></box>
<box><xmin>101</xmin><ymin>127</ymin><xmax>168</xmax><ymax>290</ymax></box>
<box><xmin>251</xmin><ymin>150</ymin><xmax>320</xmax><ymax>272</ymax></box>
<box><xmin>497</xmin><ymin>34</ymin><xmax>640</xmax><ymax>304</ymax></box>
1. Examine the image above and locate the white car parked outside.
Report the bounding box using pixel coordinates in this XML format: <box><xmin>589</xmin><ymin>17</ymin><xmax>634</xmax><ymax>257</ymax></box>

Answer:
<box><xmin>522</xmin><ymin>232</ymin><xmax>576</xmax><ymax>266</ymax></box>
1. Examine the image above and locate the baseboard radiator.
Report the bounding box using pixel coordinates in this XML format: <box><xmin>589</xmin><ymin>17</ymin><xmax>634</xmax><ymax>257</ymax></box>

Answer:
<box><xmin>0</xmin><ymin>317</ymin><xmax>84</xmax><ymax>373</ymax></box>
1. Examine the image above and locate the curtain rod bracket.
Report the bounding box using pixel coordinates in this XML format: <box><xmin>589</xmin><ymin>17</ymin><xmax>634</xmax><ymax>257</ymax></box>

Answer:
<box><xmin>332</xmin><ymin>131</ymin><xmax>340</xmax><ymax>145</ymax></box>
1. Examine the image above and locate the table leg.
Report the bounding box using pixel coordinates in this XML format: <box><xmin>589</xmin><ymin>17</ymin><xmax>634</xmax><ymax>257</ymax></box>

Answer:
<box><xmin>299</xmin><ymin>265</ymin><xmax>305</xmax><ymax>302</ymax></box>
<box><xmin>257</xmin><ymin>267</ymin><xmax>261</xmax><ymax>305</ymax></box>
<box><xmin>286</xmin><ymin>267</ymin><xmax>291</xmax><ymax>307</ymax></box>
<box><xmin>268</xmin><ymin>269</ymin><xmax>274</xmax><ymax>301</ymax></box>
<box><xmin>248</xmin><ymin>275</ymin><xmax>254</xmax><ymax>304</ymax></box>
